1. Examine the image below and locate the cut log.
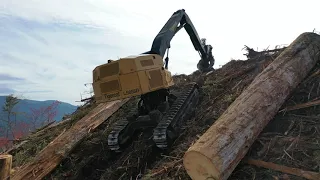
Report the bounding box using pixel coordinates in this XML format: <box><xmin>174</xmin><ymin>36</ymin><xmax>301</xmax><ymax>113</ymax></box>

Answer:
<box><xmin>0</xmin><ymin>154</ymin><xmax>12</xmax><ymax>180</ymax></box>
<box><xmin>11</xmin><ymin>99</ymin><xmax>129</xmax><ymax>180</ymax></box>
<box><xmin>183</xmin><ymin>32</ymin><xmax>320</xmax><ymax>180</ymax></box>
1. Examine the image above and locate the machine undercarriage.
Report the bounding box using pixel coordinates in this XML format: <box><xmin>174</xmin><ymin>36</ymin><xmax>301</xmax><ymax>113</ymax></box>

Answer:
<box><xmin>108</xmin><ymin>83</ymin><xmax>200</xmax><ymax>151</ymax></box>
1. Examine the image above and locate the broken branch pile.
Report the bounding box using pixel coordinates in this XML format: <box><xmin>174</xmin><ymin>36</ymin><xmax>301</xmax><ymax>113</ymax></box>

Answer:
<box><xmin>243</xmin><ymin>45</ymin><xmax>286</xmax><ymax>60</ymax></box>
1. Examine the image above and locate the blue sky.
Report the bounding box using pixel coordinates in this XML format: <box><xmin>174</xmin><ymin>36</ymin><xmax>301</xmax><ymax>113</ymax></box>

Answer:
<box><xmin>0</xmin><ymin>0</ymin><xmax>318</xmax><ymax>105</ymax></box>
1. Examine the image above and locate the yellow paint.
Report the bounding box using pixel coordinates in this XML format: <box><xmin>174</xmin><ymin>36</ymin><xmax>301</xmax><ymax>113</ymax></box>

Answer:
<box><xmin>92</xmin><ymin>54</ymin><xmax>174</xmax><ymax>103</ymax></box>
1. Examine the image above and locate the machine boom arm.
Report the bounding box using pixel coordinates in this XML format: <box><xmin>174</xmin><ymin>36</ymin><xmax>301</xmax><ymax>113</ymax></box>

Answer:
<box><xmin>143</xmin><ymin>9</ymin><xmax>215</xmax><ymax>72</ymax></box>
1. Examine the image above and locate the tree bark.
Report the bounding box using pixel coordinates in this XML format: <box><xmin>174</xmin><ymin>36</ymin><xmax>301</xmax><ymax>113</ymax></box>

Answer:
<box><xmin>11</xmin><ymin>99</ymin><xmax>129</xmax><ymax>180</ymax></box>
<box><xmin>0</xmin><ymin>154</ymin><xmax>12</xmax><ymax>180</ymax></box>
<box><xmin>183</xmin><ymin>32</ymin><xmax>320</xmax><ymax>180</ymax></box>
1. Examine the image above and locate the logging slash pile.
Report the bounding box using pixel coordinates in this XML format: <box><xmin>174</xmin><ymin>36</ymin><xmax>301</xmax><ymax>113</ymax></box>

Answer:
<box><xmin>5</xmin><ymin>32</ymin><xmax>320</xmax><ymax>180</ymax></box>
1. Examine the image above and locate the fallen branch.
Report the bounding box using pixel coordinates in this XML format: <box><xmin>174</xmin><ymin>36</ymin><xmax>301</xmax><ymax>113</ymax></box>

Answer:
<box><xmin>80</xmin><ymin>96</ymin><xmax>94</xmax><ymax>102</ymax></box>
<box><xmin>150</xmin><ymin>159</ymin><xmax>183</xmax><ymax>177</ymax></box>
<box><xmin>305</xmin><ymin>69</ymin><xmax>320</xmax><ymax>81</ymax></box>
<box><xmin>280</xmin><ymin>99</ymin><xmax>320</xmax><ymax>112</ymax></box>
<box><xmin>32</xmin><ymin>121</ymin><xmax>56</xmax><ymax>134</ymax></box>
<box><xmin>11</xmin><ymin>99</ymin><xmax>129</xmax><ymax>180</ymax></box>
<box><xmin>245</xmin><ymin>158</ymin><xmax>320</xmax><ymax>180</ymax></box>
<box><xmin>3</xmin><ymin>140</ymin><xmax>28</xmax><ymax>155</ymax></box>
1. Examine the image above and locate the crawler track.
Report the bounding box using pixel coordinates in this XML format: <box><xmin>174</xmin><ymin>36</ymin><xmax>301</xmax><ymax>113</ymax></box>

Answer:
<box><xmin>153</xmin><ymin>83</ymin><xmax>199</xmax><ymax>149</ymax></box>
<box><xmin>108</xmin><ymin>83</ymin><xmax>200</xmax><ymax>151</ymax></box>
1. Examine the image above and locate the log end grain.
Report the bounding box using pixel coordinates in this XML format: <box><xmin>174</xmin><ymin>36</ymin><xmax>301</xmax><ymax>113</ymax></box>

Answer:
<box><xmin>183</xmin><ymin>150</ymin><xmax>220</xmax><ymax>180</ymax></box>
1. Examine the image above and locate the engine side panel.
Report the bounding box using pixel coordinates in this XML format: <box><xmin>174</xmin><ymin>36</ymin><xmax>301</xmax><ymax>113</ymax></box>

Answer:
<box><xmin>92</xmin><ymin>54</ymin><xmax>174</xmax><ymax>103</ymax></box>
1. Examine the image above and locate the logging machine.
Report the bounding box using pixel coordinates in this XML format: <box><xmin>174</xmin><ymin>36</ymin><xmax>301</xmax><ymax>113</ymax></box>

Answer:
<box><xmin>92</xmin><ymin>9</ymin><xmax>215</xmax><ymax>151</ymax></box>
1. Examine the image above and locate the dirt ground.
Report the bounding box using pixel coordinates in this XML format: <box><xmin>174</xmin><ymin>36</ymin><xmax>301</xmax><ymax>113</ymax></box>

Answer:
<box><xmin>7</xmin><ymin>46</ymin><xmax>320</xmax><ymax>180</ymax></box>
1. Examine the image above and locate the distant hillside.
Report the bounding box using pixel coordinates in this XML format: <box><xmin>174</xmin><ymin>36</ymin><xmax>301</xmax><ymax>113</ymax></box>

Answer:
<box><xmin>0</xmin><ymin>96</ymin><xmax>77</xmax><ymax>123</ymax></box>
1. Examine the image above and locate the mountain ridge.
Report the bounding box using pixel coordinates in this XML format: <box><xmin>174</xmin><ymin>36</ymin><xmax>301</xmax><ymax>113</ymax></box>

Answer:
<box><xmin>0</xmin><ymin>95</ymin><xmax>77</xmax><ymax>123</ymax></box>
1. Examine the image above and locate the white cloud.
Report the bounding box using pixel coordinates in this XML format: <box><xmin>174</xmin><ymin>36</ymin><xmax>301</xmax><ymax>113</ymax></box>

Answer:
<box><xmin>0</xmin><ymin>0</ymin><xmax>319</xmax><ymax>105</ymax></box>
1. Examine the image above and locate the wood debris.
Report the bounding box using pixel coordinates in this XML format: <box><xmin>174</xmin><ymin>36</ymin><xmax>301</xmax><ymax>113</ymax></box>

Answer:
<box><xmin>11</xmin><ymin>99</ymin><xmax>129</xmax><ymax>180</ymax></box>
<box><xmin>246</xmin><ymin>158</ymin><xmax>320</xmax><ymax>180</ymax></box>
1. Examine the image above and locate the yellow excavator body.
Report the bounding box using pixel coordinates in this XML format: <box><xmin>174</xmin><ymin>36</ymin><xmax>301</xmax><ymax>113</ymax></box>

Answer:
<box><xmin>92</xmin><ymin>54</ymin><xmax>174</xmax><ymax>103</ymax></box>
